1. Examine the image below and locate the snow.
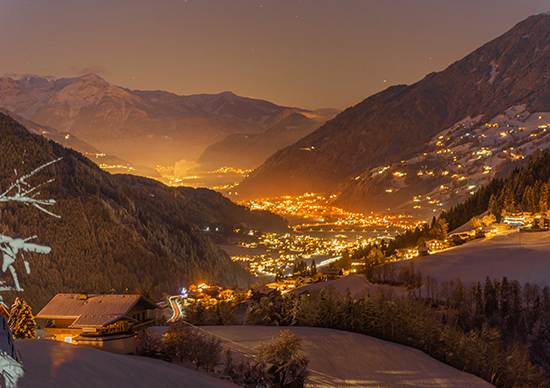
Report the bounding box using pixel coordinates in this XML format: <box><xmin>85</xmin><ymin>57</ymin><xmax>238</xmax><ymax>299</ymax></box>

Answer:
<box><xmin>290</xmin><ymin>274</ymin><xmax>408</xmax><ymax>298</ymax></box>
<box><xmin>487</xmin><ymin>61</ymin><xmax>499</xmax><ymax>85</ymax></box>
<box><xmin>15</xmin><ymin>339</ymin><xmax>239</xmax><ymax>388</ymax></box>
<box><xmin>0</xmin><ymin>350</ymin><xmax>23</xmax><ymax>388</ymax></box>
<box><xmin>0</xmin><ymin>158</ymin><xmax>61</xmax><ymax>291</ymax></box>
<box><xmin>403</xmin><ymin>231</ymin><xmax>550</xmax><ymax>287</ymax></box>
<box><xmin>385</xmin><ymin>105</ymin><xmax>550</xmax><ymax>215</ymax></box>
<box><xmin>201</xmin><ymin>326</ymin><xmax>494</xmax><ymax>387</ymax></box>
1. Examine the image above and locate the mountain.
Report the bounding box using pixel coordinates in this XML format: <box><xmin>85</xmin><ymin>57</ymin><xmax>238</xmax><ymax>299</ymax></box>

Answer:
<box><xmin>235</xmin><ymin>14</ymin><xmax>550</xmax><ymax>216</ymax></box>
<box><xmin>0</xmin><ymin>113</ymin><xmax>287</xmax><ymax>312</ymax></box>
<box><xmin>197</xmin><ymin>109</ymin><xmax>338</xmax><ymax>170</ymax></box>
<box><xmin>0</xmin><ymin>108</ymin><xmax>161</xmax><ymax>178</ymax></box>
<box><xmin>0</xmin><ymin>74</ymin><xmax>323</xmax><ymax>171</ymax></box>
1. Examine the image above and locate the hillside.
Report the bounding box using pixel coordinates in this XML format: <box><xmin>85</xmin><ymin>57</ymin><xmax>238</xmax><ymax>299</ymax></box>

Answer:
<box><xmin>0</xmin><ymin>74</ymin><xmax>324</xmax><ymax>170</ymax></box>
<box><xmin>235</xmin><ymin>14</ymin><xmax>550</xmax><ymax>215</ymax></box>
<box><xmin>16</xmin><ymin>339</ymin><xmax>239</xmax><ymax>388</ymax></box>
<box><xmin>202</xmin><ymin>326</ymin><xmax>494</xmax><ymax>387</ymax></box>
<box><xmin>197</xmin><ymin>110</ymin><xmax>338</xmax><ymax>170</ymax></box>
<box><xmin>0</xmin><ymin>108</ymin><xmax>160</xmax><ymax>178</ymax></box>
<box><xmin>0</xmin><ymin>114</ymin><xmax>286</xmax><ymax>312</ymax></box>
<box><xmin>399</xmin><ymin>231</ymin><xmax>550</xmax><ymax>287</ymax></box>
<box><xmin>289</xmin><ymin>273</ymin><xmax>408</xmax><ymax>298</ymax></box>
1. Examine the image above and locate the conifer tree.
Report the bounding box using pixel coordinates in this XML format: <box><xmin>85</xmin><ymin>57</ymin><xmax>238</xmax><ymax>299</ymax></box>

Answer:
<box><xmin>488</xmin><ymin>193</ymin><xmax>500</xmax><ymax>216</ymax></box>
<box><xmin>483</xmin><ymin>277</ymin><xmax>498</xmax><ymax>318</ymax></box>
<box><xmin>310</xmin><ymin>260</ymin><xmax>317</xmax><ymax>275</ymax></box>
<box><xmin>501</xmin><ymin>188</ymin><xmax>515</xmax><ymax>213</ymax></box>
<box><xmin>8</xmin><ymin>297</ymin><xmax>36</xmax><ymax>339</ymax></box>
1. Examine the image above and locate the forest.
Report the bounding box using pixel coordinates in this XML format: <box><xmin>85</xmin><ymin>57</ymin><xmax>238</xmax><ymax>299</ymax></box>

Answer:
<box><xmin>0</xmin><ymin>113</ymin><xmax>285</xmax><ymax>312</ymax></box>
<box><xmin>385</xmin><ymin>150</ymin><xmax>550</xmax><ymax>250</ymax></box>
<box><xmin>183</xmin><ymin>277</ymin><xmax>550</xmax><ymax>388</ymax></box>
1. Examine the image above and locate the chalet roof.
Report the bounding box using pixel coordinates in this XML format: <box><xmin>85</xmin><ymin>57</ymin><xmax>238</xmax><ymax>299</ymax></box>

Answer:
<box><xmin>36</xmin><ymin>293</ymin><xmax>157</xmax><ymax>328</ymax></box>
<box><xmin>254</xmin><ymin>286</ymin><xmax>275</xmax><ymax>295</ymax></box>
<box><xmin>319</xmin><ymin>268</ymin><xmax>341</xmax><ymax>274</ymax></box>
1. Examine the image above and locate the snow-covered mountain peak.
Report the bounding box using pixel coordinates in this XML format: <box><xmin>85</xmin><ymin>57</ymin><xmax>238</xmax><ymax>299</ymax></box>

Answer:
<box><xmin>49</xmin><ymin>74</ymin><xmax>137</xmax><ymax>106</ymax></box>
<box><xmin>18</xmin><ymin>76</ymin><xmax>53</xmax><ymax>90</ymax></box>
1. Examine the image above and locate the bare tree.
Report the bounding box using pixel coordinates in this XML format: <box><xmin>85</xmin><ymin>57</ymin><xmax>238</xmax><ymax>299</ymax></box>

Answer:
<box><xmin>0</xmin><ymin>156</ymin><xmax>62</xmax><ymax>387</ymax></box>
<box><xmin>0</xmin><ymin>157</ymin><xmax>61</xmax><ymax>291</ymax></box>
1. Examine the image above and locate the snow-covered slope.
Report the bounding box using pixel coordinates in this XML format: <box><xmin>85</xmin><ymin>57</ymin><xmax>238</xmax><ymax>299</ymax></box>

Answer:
<box><xmin>360</xmin><ymin>105</ymin><xmax>550</xmax><ymax>216</ymax></box>
<box><xmin>202</xmin><ymin>326</ymin><xmax>494</xmax><ymax>387</ymax></box>
<box><xmin>16</xmin><ymin>339</ymin><xmax>238</xmax><ymax>388</ymax></box>
<box><xmin>290</xmin><ymin>273</ymin><xmax>408</xmax><ymax>298</ymax></box>
<box><xmin>236</xmin><ymin>14</ymin><xmax>550</xmax><ymax>215</ymax></box>
<box><xmin>399</xmin><ymin>230</ymin><xmax>550</xmax><ymax>287</ymax></box>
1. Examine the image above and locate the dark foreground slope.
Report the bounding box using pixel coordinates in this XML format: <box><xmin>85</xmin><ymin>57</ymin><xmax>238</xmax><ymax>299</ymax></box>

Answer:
<box><xmin>0</xmin><ymin>114</ymin><xmax>284</xmax><ymax>311</ymax></box>
<box><xmin>236</xmin><ymin>14</ymin><xmax>550</xmax><ymax>210</ymax></box>
<box><xmin>204</xmin><ymin>326</ymin><xmax>494</xmax><ymax>387</ymax></box>
<box><xmin>17</xmin><ymin>339</ymin><xmax>239</xmax><ymax>388</ymax></box>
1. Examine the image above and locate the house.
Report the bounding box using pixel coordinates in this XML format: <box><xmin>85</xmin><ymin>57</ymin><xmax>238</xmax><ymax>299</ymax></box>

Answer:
<box><xmin>36</xmin><ymin>293</ymin><xmax>157</xmax><ymax>354</ymax></box>
<box><xmin>266</xmin><ymin>282</ymin><xmax>284</xmax><ymax>291</ymax></box>
<box><xmin>425</xmin><ymin>239</ymin><xmax>444</xmax><ymax>252</ymax></box>
<box><xmin>480</xmin><ymin>225</ymin><xmax>497</xmax><ymax>237</ymax></box>
<box><xmin>284</xmin><ymin>276</ymin><xmax>304</xmax><ymax>289</ymax></box>
<box><xmin>219</xmin><ymin>289</ymin><xmax>235</xmax><ymax>300</ymax></box>
<box><xmin>418</xmin><ymin>247</ymin><xmax>429</xmax><ymax>256</ymax></box>
<box><xmin>318</xmin><ymin>268</ymin><xmax>342</xmax><ymax>281</ymax></box>
<box><xmin>251</xmin><ymin>285</ymin><xmax>276</xmax><ymax>299</ymax></box>
<box><xmin>233</xmin><ymin>288</ymin><xmax>250</xmax><ymax>302</ymax></box>
<box><xmin>503</xmin><ymin>212</ymin><xmax>532</xmax><ymax>227</ymax></box>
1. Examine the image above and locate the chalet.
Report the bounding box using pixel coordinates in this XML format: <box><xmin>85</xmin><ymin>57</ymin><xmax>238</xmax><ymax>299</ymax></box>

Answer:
<box><xmin>425</xmin><ymin>239</ymin><xmax>443</xmax><ymax>252</ymax></box>
<box><xmin>284</xmin><ymin>276</ymin><xmax>304</xmax><ymax>289</ymax></box>
<box><xmin>396</xmin><ymin>248</ymin><xmax>419</xmax><ymax>260</ymax></box>
<box><xmin>318</xmin><ymin>268</ymin><xmax>342</xmax><ymax>281</ymax></box>
<box><xmin>503</xmin><ymin>212</ymin><xmax>532</xmax><ymax>227</ymax></box>
<box><xmin>251</xmin><ymin>285</ymin><xmax>276</xmax><ymax>299</ymax></box>
<box><xmin>36</xmin><ymin>293</ymin><xmax>157</xmax><ymax>354</ymax></box>
<box><xmin>219</xmin><ymin>289</ymin><xmax>235</xmax><ymax>300</ymax></box>
<box><xmin>234</xmin><ymin>288</ymin><xmax>250</xmax><ymax>302</ymax></box>
<box><xmin>266</xmin><ymin>282</ymin><xmax>284</xmax><ymax>291</ymax></box>
<box><xmin>533</xmin><ymin>213</ymin><xmax>550</xmax><ymax>229</ymax></box>
<box><xmin>202</xmin><ymin>286</ymin><xmax>224</xmax><ymax>298</ymax></box>
<box><xmin>418</xmin><ymin>247</ymin><xmax>430</xmax><ymax>256</ymax></box>
<box><xmin>480</xmin><ymin>225</ymin><xmax>497</xmax><ymax>237</ymax></box>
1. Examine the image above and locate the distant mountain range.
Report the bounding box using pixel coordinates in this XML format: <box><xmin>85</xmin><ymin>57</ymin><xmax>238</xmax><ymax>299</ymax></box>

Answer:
<box><xmin>197</xmin><ymin>110</ymin><xmax>338</xmax><ymax>170</ymax></box>
<box><xmin>0</xmin><ymin>113</ymin><xmax>287</xmax><ymax>312</ymax></box>
<box><xmin>0</xmin><ymin>74</ymin><xmax>336</xmax><ymax>173</ymax></box>
<box><xmin>235</xmin><ymin>13</ymin><xmax>550</xmax><ymax>217</ymax></box>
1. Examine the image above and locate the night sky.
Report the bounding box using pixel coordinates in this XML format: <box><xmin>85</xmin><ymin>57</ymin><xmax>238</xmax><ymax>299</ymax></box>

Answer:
<box><xmin>1</xmin><ymin>0</ymin><xmax>548</xmax><ymax>110</ymax></box>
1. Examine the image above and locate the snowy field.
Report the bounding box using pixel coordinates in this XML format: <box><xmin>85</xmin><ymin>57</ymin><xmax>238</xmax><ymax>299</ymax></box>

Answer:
<box><xmin>290</xmin><ymin>273</ymin><xmax>408</xmax><ymax>298</ymax></box>
<box><xmin>15</xmin><ymin>339</ymin><xmax>238</xmax><ymax>388</ymax></box>
<box><xmin>408</xmin><ymin>230</ymin><xmax>550</xmax><ymax>286</ymax></box>
<box><xmin>201</xmin><ymin>326</ymin><xmax>494</xmax><ymax>388</ymax></box>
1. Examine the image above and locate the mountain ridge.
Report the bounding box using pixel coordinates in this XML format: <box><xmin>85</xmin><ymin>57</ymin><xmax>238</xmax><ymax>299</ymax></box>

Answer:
<box><xmin>234</xmin><ymin>14</ymin><xmax>550</xmax><ymax>215</ymax></box>
<box><xmin>0</xmin><ymin>74</ymin><xmax>332</xmax><ymax>169</ymax></box>
<box><xmin>0</xmin><ymin>113</ymin><xmax>287</xmax><ymax>311</ymax></box>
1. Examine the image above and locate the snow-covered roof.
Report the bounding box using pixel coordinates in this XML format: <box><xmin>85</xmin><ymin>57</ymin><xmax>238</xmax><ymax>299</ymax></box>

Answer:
<box><xmin>36</xmin><ymin>294</ymin><xmax>157</xmax><ymax>328</ymax></box>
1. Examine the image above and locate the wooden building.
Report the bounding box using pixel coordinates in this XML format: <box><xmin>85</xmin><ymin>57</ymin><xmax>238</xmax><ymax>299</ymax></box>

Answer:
<box><xmin>318</xmin><ymin>268</ymin><xmax>342</xmax><ymax>281</ymax></box>
<box><xmin>36</xmin><ymin>293</ymin><xmax>157</xmax><ymax>354</ymax></box>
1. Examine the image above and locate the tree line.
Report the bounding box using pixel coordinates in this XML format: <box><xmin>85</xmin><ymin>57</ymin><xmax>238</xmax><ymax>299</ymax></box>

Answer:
<box><xmin>139</xmin><ymin>322</ymin><xmax>308</xmax><ymax>388</ymax></box>
<box><xmin>216</xmin><ymin>276</ymin><xmax>550</xmax><ymax>388</ymax></box>
<box><xmin>0</xmin><ymin>114</ymin><xmax>287</xmax><ymax>312</ymax></box>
